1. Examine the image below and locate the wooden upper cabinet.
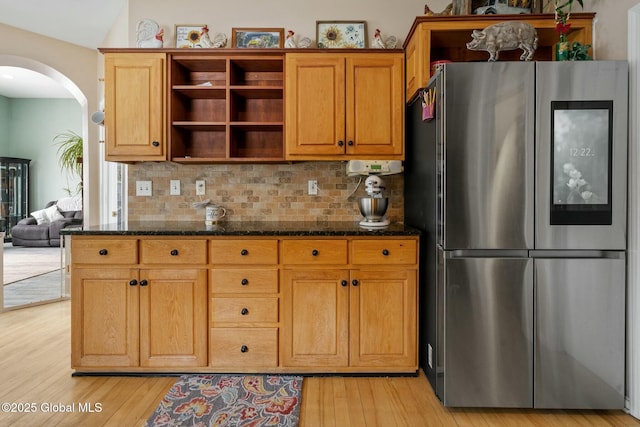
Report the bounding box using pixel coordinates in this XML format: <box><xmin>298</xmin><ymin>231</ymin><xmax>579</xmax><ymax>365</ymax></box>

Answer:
<box><xmin>104</xmin><ymin>52</ymin><xmax>166</xmax><ymax>161</ymax></box>
<box><xmin>286</xmin><ymin>52</ymin><xmax>404</xmax><ymax>160</ymax></box>
<box><xmin>403</xmin><ymin>13</ymin><xmax>595</xmax><ymax>102</ymax></box>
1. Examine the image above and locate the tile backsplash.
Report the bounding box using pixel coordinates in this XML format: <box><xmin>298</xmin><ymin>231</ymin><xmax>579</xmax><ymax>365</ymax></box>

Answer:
<box><xmin>128</xmin><ymin>162</ymin><xmax>404</xmax><ymax>223</ymax></box>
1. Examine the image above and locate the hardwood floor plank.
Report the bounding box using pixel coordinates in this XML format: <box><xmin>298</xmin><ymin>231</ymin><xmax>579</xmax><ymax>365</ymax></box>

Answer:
<box><xmin>0</xmin><ymin>301</ymin><xmax>639</xmax><ymax>427</ymax></box>
<box><xmin>343</xmin><ymin>377</ymin><xmax>368</xmax><ymax>427</ymax></box>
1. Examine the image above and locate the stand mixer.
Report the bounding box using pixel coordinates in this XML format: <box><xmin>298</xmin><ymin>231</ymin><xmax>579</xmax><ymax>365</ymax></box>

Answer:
<box><xmin>358</xmin><ymin>175</ymin><xmax>390</xmax><ymax>228</ymax></box>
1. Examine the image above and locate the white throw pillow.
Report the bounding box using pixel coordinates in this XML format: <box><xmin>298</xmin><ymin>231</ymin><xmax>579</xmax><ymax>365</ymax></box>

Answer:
<box><xmin>44</xmin><ymin>204</ymin><xmax>64</xmax><ymax>222</ymax></box>
<box><xmin>30</xmin><ymin>209</ymin><xmax>49</xmax><ymax>225</ymax></box>
<box><xmin>56</xmin><ymin>196</ymin><xmax>82</xmax><ymax>212</ymax></box>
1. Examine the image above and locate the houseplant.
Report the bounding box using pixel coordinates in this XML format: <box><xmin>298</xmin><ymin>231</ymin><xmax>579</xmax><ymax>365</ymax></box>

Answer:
<box><xmin>53</xmin><ymin>130</ymin><xmax>83</xmax><ymax>195</ymax></box>
<box><xmin>552</xmin><ymin>0</ymin><xmax>584</xmax><ymax>60</ymax></box>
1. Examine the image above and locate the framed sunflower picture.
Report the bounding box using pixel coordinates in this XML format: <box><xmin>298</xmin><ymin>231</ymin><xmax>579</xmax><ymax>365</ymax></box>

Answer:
<box><xmin>175</xmin><ymin>24</ymin><xmax>206</xmax><ymax>48</ymax></box>
<box><xmin>316</xmin><ymin>21</ymin><xmax>367</xmax><ymax>48</ymax></box>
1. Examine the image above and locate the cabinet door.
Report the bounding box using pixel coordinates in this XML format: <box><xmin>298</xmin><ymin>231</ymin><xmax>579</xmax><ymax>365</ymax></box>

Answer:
<box><xmin>346</xmin><ymin>54</ymin><xmax>404</xmax><ymax>156</ymax></box>
<box><xmin>104</xmin><ymin>53</ymin><xmax>166</xmax><ymax>161</ymax></box>
<box><xmin>139</xmin><ymin>269</ymin><xmax>207</xmax><ymax>367</ymax></box>
<box><xmin>281</xmin><ymin>269</ymin><xmax>349</xmax><ymax>367</ymax></box>
<box><xmin>285</xmin><ymin>54</ymin><xmax>346</xmax><ymax>157</ymax></box>
<box><xmin>349</xmin><ymin>269</ymin><xmax>417</xmax><ymax>369</ymax></box>
<box><xmin>71</xmin><ymin>268</ymin><xmax>140</xmax><ymax>367</ymax></box>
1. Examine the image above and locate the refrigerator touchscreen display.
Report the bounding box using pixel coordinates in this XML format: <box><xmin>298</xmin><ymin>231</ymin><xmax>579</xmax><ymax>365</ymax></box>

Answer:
<box><xmin>550</xmin><ymin>100</ymin><xmax>613</xmax><ymax>225</ymax></box>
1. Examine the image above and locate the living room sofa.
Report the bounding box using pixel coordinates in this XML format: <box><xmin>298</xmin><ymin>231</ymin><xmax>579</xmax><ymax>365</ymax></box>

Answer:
<box><xmin>11</xmin><ymin>198</ymin><xmax>83</xmax><ymax>247</ymax></box>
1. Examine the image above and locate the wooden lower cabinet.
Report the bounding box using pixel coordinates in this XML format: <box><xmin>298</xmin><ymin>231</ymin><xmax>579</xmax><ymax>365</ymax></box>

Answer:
<box><xmin>71</xmin><ymin>267</ymin><xmax>208</xmax><ymax>369</ymax></box>
<box><xmin>281</xmin><ymin>267</ymin><xmax>417</xmax><ymax>371</ymax></box>
<box><xmin>140</xmin><ymin>269</ymin><xmax>208</xmax><ymax>368</ymax></box>
<box><xmin>71</xmin><ymin>235</ymin><xmax>418</xmax><ymax>373</ymax></box>
<box><xmin>281</xmin><ymin>269</ymin><xmax>350</xmax><ymax>367</ymax></box>
<box><xmin>71</xmin><ymin>268</ymin><xmax>139</xmax><ymax>368</ymax></box>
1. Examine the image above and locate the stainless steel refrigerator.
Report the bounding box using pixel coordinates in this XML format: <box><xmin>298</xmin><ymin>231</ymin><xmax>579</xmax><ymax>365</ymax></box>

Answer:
<box><xmin>404</xmin><ymin>61</ymin><xmax>628</xmax><ymax>409</ymax></box>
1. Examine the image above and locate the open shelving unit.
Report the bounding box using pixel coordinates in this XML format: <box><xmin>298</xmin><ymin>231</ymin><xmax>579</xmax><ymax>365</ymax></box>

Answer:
<box><xmin>169</xmin><ymin>53</ymin><xmax>285</xmax><ymax>163</ymax></box>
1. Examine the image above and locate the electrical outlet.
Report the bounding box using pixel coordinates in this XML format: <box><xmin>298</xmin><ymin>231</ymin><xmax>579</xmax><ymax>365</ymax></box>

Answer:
<box><xmin>196</xmin><ymin>180</ymin><xmax>206</xmax><ymax>195</ymax></box>
<box><xmin>170</xmin><ymin>180</ymin><xmax>181</xmax><ymax>196</ymax></box>
<box><xmin>308</xmin><ymin>180</ymin><xmax>318</xmax><ymax>195</ymax></box>
<box><xmin>136</xmin><ymin>180</ymin><xmax>152</xmax><ymax>196</ymax></box>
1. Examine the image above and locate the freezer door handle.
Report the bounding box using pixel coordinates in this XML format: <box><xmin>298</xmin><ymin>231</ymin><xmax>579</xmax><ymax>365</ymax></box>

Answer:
<box><xmin>445</xmin><ymin>249</ymin><xmax>529</xmax><ymax>259</ymax></box>
<box><xmin>529</xmin><ymin>250</ymin><xmax>625</xmax><ymax>259</ymax></box>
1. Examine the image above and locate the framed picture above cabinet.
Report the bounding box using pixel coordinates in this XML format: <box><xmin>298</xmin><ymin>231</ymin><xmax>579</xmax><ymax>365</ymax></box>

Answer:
<box><xmin>316</xmin><ymin>21</ymin><xmax>367</xmax><ymax>48</ymax></box>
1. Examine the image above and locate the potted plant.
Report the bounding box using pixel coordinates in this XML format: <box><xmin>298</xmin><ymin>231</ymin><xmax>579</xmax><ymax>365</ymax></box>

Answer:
<box><xmin>53</xmin><ymin>130</ymin><xmax>83</xmax><ymax>195</ymax></box>
<box><xmin>552</xmin><ymin>0</ymin><xmax>584</xmax><ymax>60</ymax></box>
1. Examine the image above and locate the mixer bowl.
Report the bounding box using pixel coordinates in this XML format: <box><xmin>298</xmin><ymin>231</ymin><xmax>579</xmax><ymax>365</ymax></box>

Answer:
<box><xmin>358</xmin><ymin>197</ymin><xmax>388</xmax><ymax>221</ymax></box>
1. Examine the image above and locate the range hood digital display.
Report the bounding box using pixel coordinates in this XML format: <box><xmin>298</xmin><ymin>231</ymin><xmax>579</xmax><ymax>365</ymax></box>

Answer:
<box><xmin>550</xmin><ymin>100</ymin><xmax>613</xmax><ymax>225</ymax></box>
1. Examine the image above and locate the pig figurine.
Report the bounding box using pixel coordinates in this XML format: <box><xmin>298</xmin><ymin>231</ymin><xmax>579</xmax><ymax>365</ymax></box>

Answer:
<box><xmin>466</xmin><ymin>21</ymin><xmax>538</xmax><ymax>62</ymax></box>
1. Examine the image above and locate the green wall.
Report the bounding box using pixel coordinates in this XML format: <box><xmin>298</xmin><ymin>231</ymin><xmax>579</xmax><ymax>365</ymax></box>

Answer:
<box><xmin>3</xmin><ymin>98</ymin><xmax>81</xmax><ymax>211</ymax></box>
<box><xmin>0</xmin><ymin>95</ymin><xmax>8</xmax><ymax>147</ymax></box>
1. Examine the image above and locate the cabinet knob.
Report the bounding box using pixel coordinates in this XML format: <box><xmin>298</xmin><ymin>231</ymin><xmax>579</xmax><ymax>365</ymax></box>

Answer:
<box><xmin>352</xmin><ymin>279</ymin><xmax>359</xmax><ymax>287</ymax></box>
<box><xmin>382</xmin><ymin>249</ymin><xmax>389</xmax><ymax>256</ymax></box>
<box><xmin>99</xmin><ymin>248</ymin><xmax>108</xmax><ymax>256</ymax></box>
<box><xmin>140</xmin><ymin>279</ymin><xmax>148</xmax><ymax>286</ymax></box>
<box><xmin>241</xmin><ymin>249</ymin><xmax>249</xmax><ymax>256</ymax></box>
<box><xmin>241</xmin><ymin>345</ymin><xmax>249</xmax><ymax>353</ymax></box>
<box><xmin>241</xmin><ymin>278</ymin><xmax>249</xmax><ymax>286</ymax></box>
<box><xmin>337</xmin><ymin>140</ymin><xmax>344</xmax><ymax>147</ymax></box>
<box><xmin>241</xmin><ymin>308</ymin><xmax>249</xmax><ymax>315</ymax></box>
<box><xmin>152</xmin><ymin>141</ymin><xmax>160</xmax><ymax>147</ymax></box>
<box><xmin>170</xmin><ymin>249</ymin><xmax>179</xmax><ymax>256</ymax></box>
<box><xmin>129</xmin><ymin>279</ymin><xmax>138</xmax><ymax>286</ymax></box>
<box><xmin>341</xmin><ymin>280</ymin><xmax>348</xmax><ymax>287</ymax></box>
<box><xmin>311</xmin><ymin>249</ymin><xmax>319</xmax><ymax>256</ymax></box>
<box><xmin>347</xmin><ymin>140</ymin><xmax>354</xmax><ymax>146</ymax></box>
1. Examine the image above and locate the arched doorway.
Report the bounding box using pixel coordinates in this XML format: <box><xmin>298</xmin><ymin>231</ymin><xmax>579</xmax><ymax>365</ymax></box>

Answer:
<box><xmin>0</xmin><ymin>56</ymin><xmax>86</xmax><ymax>310</ymax></box>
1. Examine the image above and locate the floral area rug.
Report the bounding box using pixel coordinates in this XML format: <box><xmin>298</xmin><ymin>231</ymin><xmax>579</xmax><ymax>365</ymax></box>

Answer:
<box><xmin>145</xmin><ymin>375</ymin><xmax>303</xmax><ymax>427</ymax></box>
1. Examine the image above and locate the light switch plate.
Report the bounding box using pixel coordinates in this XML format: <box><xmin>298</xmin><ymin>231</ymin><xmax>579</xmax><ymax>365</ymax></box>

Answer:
<box><xmin>308</xmin><ymin>180</ymin><xmax>318</xmax><ymax>195</ymax></box>
<box><xmin>196</xmin><ymin>180</ymin><xmax>206</xmax><ymax>195</ymax></box>
<box><xmin>170</xmin><ymin>180</ymin><xmax>181</xmax><ymax>195</ymax></box>
<box><xmin>136</xmin><ymin>180</ymin><xmax>152</xmax><ymax>196</ymax></box>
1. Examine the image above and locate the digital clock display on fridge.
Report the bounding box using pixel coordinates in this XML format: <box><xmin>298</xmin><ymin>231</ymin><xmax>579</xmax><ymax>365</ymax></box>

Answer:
<box><xmin>550</xmin><ymin>100</ymin><xmax>613</xmax><ymax>225</ymax></box>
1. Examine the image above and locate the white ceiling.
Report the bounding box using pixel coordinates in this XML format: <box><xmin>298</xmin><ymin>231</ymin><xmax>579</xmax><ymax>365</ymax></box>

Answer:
<box><xmin>0</xmin><ymin>0</ymin><xmax>126</xmax><ymax>98</ymax></box>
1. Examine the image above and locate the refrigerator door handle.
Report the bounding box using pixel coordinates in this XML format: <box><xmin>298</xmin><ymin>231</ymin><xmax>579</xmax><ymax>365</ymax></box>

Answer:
<box><xmin>445</xmin><ymin>249</ymin><xmax>529</xmax><ymax>259</ymax></box>
<box><xmin>529</xmin><ymin>250</ymin><xmax>625</xmax><ymax>259</ymax></box>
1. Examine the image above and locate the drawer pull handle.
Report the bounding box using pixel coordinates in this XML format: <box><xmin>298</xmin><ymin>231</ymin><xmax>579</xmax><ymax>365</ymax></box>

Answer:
<box><xmin>352</xmin><ymin>279</ymin><xmax>359</xmax><ymax>287</ymax></box>
<box><xmin>170</xmin><ymin>249</ymin><xmax>179</xmax><ymax>256</ymax></box>
<box><xmin>382</xmin><ymin>249</ymin><xmax>389</xmax><ymax>256</ymax></box>
<box><xmin>337</xmin><ymin>140</ymin><xmax>344</xmax><ymax>147</ymax></box>
<box><xmin>241</xmin><ymin>249</ymin><xmax>249</xmax><ymax>256</ymax></box>
<box><xmin>347</xmin><ymin>140</ymin><xmax>354</xmax><ymax>146</ymax></box>
<box><xmin>312</xmin><ymin>249</ymin><xmax>319</xmax><ymax>256</ymax></box>
<box><xmin>140</xmin><ymin>279</ymin><xmax>148</xmax><ymax>286</ymax></box>
<box><xmin>129</xmin><ymin>279</ymin><xmax>138</xmax><ymax>286</ymax></box>
<box><xmin>241</xmin><ymin>345</ymin><xmax>249</xmax><ymax>353</ymax></box>
<box><xmin>152</xmin><ymin>140</ymin><xmax>160</xmax><ymax>147</ymax></box>
<box><xmin>99</xmin><ymin>249</ymin><xmax>108</xmax><ymax>256</ymax></box>
<box><xmin>241</xmin><ymin>278</ymin><xmax>249</xmax><ymax>286</ymax></box>
<box><xmin>341</xmin><ymin>280</ymin><xmax>348</xmax><ymax>287</ymax></box>
<box><xmin>241</xmin><ymin>308</ymin><xmax>249</xmax><ymax>315</ymax></box>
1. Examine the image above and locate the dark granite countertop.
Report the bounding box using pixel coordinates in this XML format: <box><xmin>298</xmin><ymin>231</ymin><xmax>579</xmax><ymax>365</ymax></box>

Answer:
<box><xmin>60</xmin><ymin>221</ymin><xmax>420</xmax><ymax>237</ymax></box>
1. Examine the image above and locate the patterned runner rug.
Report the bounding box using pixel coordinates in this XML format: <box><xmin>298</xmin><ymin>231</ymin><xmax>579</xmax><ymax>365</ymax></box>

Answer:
<box><xmin>145</xmin><ymin>374</ymin><xmax>303</xmax><ymax>427</ymax></box>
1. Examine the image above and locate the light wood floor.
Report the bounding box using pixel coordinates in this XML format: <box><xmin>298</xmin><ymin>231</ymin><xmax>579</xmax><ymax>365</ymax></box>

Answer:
<box><xmin>0</xmin><ymin>301</ymin><xmax>639</xmax><ymax>427</ymax></box>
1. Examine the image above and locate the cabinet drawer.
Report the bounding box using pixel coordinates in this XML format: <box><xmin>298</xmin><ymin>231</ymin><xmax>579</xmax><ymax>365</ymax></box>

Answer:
<box><xmin>211</xmin><ymin>297</ymin><xmax>278</xmax><ymax>323</ymax></box>
<box><xmin>72</xmin><ymin>239</ymin><xmax>138</xmax><ymax>264</ymax></box>
<box><xmin>140</xmin><ymin>239</ymin><xmax>207</xmax><ymax>264</ymax></box>
<box><xmin>210</xmin><ymin>328</ymin><xmax>278</xmax><ymax>367</ymax></box>
<box><xmin>281</xmin><ymin>240</ymin><xmax>348</xmax><ymax>265</ymax></box>
<box><xmin>351</xmin><ymin>239</ymin><xmax>418</xmax><ymax>265</ymax></box>
<box><xmin>211</xmin><ymin>269</ymin><xmax>278</xmax><ymax>294</ymax></box>
<box><xmin>210</xmin><ymin>240</ymin><xmax>278</xmax><ymax>264</ymax></box>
